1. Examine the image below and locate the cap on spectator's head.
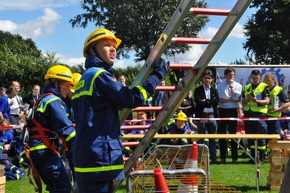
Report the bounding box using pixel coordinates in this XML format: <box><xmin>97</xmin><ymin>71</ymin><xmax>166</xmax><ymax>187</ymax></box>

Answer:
<box><xmin>0</xmin><ymin>87</ymin><xmax>6</xmax><ymax>92</ymax></box>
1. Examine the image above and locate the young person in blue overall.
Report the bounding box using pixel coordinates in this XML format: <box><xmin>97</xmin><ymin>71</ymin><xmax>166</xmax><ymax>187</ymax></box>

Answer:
<box><xmin>28</xmin><ymin>65</ymin><xmax>76</xmax><ymax>193</ymax></box>
<box><xmin>72</xmin><ymin>28</ymin><xmax>169</xmax><ymax>193</ymax></box>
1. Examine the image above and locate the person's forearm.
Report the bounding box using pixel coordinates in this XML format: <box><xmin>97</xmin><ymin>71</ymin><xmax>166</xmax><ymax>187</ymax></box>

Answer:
<box><xmin>256</xmin><ymin>98</ymin><xmax>269</xmax><ymax>105</ymax></box>
<box><xmin>271</xmin><ymin>102</ymin><xmax>290</xmax><ymax>112</ymax></box>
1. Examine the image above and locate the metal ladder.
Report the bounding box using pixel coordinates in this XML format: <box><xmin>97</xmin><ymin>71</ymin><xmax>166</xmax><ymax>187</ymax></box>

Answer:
<box><xmin>113</xmin><ymin>0</ymin><xmax>252</xmax><ymax>191</ymax></box>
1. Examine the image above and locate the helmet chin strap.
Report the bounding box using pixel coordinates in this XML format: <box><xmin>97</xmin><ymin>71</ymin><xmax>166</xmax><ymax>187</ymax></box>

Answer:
<box><xmin>91</xmin><ymin>45</ymin><xmax>105</xmax><ymax>62</ymax></box>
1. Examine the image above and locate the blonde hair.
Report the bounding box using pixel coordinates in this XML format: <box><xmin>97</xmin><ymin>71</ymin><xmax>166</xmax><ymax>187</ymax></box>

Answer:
<box><xmin>0</xmin><ymin>118</ymin><xmax>10</xmax><ymax>126</ymax></box>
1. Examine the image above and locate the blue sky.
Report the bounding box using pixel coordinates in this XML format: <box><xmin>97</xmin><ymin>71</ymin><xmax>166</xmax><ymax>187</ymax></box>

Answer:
<box><xmin>0</xmin><ymin>0</ymin><xmax>256</xmax><ymax>68</ymax></box>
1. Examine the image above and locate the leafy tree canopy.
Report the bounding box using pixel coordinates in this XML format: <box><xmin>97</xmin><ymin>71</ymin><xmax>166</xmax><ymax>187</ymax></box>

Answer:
<box><xmin>244</xmin><ymin>0</ymin><xmax>290</xmax><ymax>64</ymax></box>
<box><xmin>0</xmin><ymin>31</ymin><xmax>59</xmax><ymax>96</ymax></box>
<box><xmin>70</xmin><ymin>0</ymin><xmax>209</xmax><ymax>62</ymax></box>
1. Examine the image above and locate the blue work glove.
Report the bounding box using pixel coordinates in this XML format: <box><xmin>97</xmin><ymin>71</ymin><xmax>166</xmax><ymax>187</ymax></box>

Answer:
<box><xmin>152</xmin><ymin>58</ymin><xmax>170</xmax><ymax>79</ymax></box>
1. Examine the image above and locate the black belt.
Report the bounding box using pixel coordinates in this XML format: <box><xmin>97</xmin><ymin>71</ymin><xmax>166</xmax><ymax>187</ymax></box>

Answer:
<box><xmin>219</xmin><ymin>108</ymin><xmax>237</xmax><ymax>111</ymax></box>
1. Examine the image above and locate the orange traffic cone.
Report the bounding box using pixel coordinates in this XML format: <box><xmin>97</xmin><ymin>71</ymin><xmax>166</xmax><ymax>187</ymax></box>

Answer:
<box><xmin>184</xmin><ymin>141</ymin><xmax>198</xmax><ymax>169</ymax></box>
<box><xmin>154</xmin><ymin>168</ymin><xmax>170</xmax><ymax>193</ymax></box>
<box><xmin>177</xmin><ymin>142</ymin><xmax>199</xmax><ymax>193</ymax></box>
<box><xmin>177</xmin><ymin>175</ymin><xmax>198</xmax><ymax>193</ymax></box>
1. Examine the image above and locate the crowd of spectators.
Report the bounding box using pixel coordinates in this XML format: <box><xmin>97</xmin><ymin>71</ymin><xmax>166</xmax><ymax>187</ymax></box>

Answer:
<box><xmin>121</xmin><ymin>67</ymin><xmax>290</xmax><ymax>165</ymax></box>
<box><xmin>1</xmin><ymin>66</ymin><xmax>290</xmax><ymax>187</ymax></box>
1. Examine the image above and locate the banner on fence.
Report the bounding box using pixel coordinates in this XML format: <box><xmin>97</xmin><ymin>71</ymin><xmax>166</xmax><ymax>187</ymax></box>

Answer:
<box><xmin>216</xmin><ymin>67</ymin><xmax>290</xmax><ymax>93</ymax></box>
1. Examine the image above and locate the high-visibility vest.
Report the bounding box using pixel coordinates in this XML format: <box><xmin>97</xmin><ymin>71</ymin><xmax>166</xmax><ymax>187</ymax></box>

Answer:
<box><xmin>267</xmin><ymin>85</ymin><xmax>283</xmax><ymax>117</ymax></box>
<box><xmin>243</xmin><ymin>83</ymin><xmax>268</xmax><ymax>113</ymax></box>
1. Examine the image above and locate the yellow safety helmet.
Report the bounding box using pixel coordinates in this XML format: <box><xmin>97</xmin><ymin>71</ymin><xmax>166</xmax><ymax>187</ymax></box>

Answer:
<box><xmin>176</xmin><ymin>112</ymin><xmax>187</xmax><ymax>121</ymax></box>
<box><xmin>83</xmin><ymin>28</ymin><xmax>122</xmax><ymax>57</ymax></box>
<box><xmin>44</xmin><ymin>65</ymin><xmax>73</xmax><ymax>84</ymax></box>
<box><xmin>70</xmin><ymin>73</ymin><xmax>82</xmax><ymax>92</ymax></box>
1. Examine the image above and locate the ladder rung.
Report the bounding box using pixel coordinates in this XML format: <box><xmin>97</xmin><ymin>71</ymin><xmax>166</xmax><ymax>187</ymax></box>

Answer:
<box><xmin>170</xmin><ymin>63</ymin><xmax>194</xmax><ymax>69</ymax></box>
<box><xmin>121</xmin><ymin>125</ymin><xmax>151</xmax><ymax>130</ymax></box>
<box><xmin>124</xmin><ymin>119</ymin><xmax>155</xmax><ymax>123</ymax></box>
<box><xmin>171</xmin><ymin>37</ymin><xmax>210</xmax><ymax>44</ymax></box>
<box><xmin>155</xmin><ymin>86</ymin><xmax>176</xmax><ymax>91</ymax></box>
<box><xmin>122</xmin><ymin>141</ymin><xmax>139</xmax><ymax>147</ymax></box>
<box><xmin>190</xmin><ymin>8</ymin><xmax>230</xmax><ymax>16</ymax></box>
<box><xmin>132</xmin><ymin>106</ymin><xmax>163</xmax><ymax>112</ymax></box>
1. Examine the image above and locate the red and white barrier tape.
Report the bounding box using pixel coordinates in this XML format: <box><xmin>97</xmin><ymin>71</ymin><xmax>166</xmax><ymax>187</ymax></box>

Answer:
<box><xmin>124</xmin><ymin>116</ymin><xmax>290</xmax><ymax>123</ymax></box>
<box><xmin>0</xmin><ymin>125</ymin><xmax>23</xmax><ymax>130</ymax></box>
<box><xmin>190</xmin><ymin>117</ymin><xmax>290</xmax><ymax>121</ymax></box>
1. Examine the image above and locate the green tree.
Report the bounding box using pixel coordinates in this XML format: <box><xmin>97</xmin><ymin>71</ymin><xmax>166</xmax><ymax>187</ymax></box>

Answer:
<box><xmin>70</xmin><ymin>0</ymin><xmax>209</xmax><ymax>62</ymax></box>
<box><xmin>244</xmin><ymin>0</ymin><xmax>290</xmax><ymax>64</ymax></box>
<box><xmin>70</xmin><ymin>64</ymin><xmax>85</xmax><ymax>75</ymax></box>
<box><xmin>0</xmin><ymin>31</ymin><xmax>58</xmax><ymax>96</ymax></box>
<box><xmin>230</xmin><ymin>59</ymin><xmax>246</xmax><ymax>64</ymax></box>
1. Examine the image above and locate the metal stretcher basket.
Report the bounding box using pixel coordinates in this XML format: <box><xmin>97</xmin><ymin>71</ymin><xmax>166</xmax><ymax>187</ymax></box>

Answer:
<box><xmin>137</xmin><ymin>144</ymin><xmax>210</xmax><ymax>176</ymax></box>
<box><xmin>127</xmin><ymin>144</ymin><xmax>242</xmax><ymax>193</ymax></box>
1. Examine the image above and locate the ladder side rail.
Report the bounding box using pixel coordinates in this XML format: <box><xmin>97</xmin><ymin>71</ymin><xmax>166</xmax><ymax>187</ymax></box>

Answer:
<box><xmin>113</xmin><ymin>0</ymin><xmax>195</xmax><ymax>191</ymax></box>
<box><xmin>119</xmin><ymin>0</ymin><xmax>195</xmax><ymax>123</ymax></box>
<box><xmin>114</xmin><ymin>0</ymin><xmax>252</xmax><ymax>192</ymax></box>
<box><xmin>195</xmin><ymin>0</ymin><xmax>252</xmax><ymax>68</ymax></box>
<box><xmin>122</xmin><ymin>0</ymin><xmax>253</xmax><ymax>183</ymax></box>
<box><xmin>169</xmin><ymin>0</ymin><xmax>253</xmax><ymax>105</ymax></box>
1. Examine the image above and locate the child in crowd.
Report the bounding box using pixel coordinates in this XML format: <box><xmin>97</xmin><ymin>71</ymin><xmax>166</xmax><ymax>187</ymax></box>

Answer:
<box><xmin>277</xmin><ymin>105</ymin><xmax>290</xmax><ymax>140</ymax></box>
<box><xmin>163</xmin><ymin>111</ymin><xmax>197</xmax><ymax>145</ymax></box>
<box><xmin>0</xmin><ymin>118</ymin><xmax>13</xmax><ymax>161</ymax></box>
<box><xmin>130</xmin><ymin>111</ymin><xmax>150</xmax><ymax>134</ymax></box>
<box><xmin>0</xmin><ymin>119</ymin><xmax>26</xmax><ymax>180</ymax></box>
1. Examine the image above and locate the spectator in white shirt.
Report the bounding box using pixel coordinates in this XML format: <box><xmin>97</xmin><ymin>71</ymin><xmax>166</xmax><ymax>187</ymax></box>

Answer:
<box><xmin>217</xmin><ymin>67</ymin><xmax>242</xmax><ymax>164</ymax></box>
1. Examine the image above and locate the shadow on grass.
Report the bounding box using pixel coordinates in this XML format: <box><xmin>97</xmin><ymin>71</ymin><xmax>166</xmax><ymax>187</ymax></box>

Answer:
<box><xmin>231</xmin><ymin>185</ymin><xmax>278</xmax><ymax>193</ymax></box>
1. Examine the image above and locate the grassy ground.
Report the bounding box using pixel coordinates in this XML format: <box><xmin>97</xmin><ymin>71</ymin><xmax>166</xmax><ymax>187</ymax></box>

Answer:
<box><xmin>5</xmin><ymin>153</ymin><xmax>280</xmax><ymax>193</ymax></box>
<box><xmin>209</xmin><ymin>158</ymin><xmax>278</xmax><ymax>193</ymax></box>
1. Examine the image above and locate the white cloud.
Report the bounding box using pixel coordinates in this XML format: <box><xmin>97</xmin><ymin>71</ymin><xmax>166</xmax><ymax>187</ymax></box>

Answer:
<box><xmin>0</xmin><ymin>20</ymin><xmax>17</xmax><ymax>31</ymax></box>
<box><xmin>0</xmin><ymin>8</ymin><xmax>61</xmax><ymax>39</ymax></box>
<box><xmin>200</xmin><ymin>22</ymin><xmax>245</xmax><ymax>39</ymax></box>
<box><xmin>229</xmin><ymin>23</ymin><xmax>245</xmax><ymax>38</ymax></box>
<box><xmin>0</xmin><ymin>0</ymin><xmax>80</xmax><ymax>10</ymax></box>
<box><xmin>200</xmin><ymin>27</ymin><xmax>217</xmax><ymax>39</ymax></box>
<box><xmin>55</xmin><ymin>53</ymin><xmax>84</xmax><ymax>67</ymax></box>
<box><xmin>114</xmin><ymin>59</ymin><xmax>142</xmax><ymax>69</ymax></box>
<box><xmin>114</xmin><ymin>60</ymin><xmax>126</xmax><ymax>68</ymax></box>
<box><xmin>168</xmin><ymin>44</ymin><xmax>204</xmax><ymax>64</ymax></box>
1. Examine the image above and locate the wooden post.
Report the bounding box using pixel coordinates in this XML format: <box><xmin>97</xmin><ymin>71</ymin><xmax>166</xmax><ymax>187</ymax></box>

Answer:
<box><xmin>267</xmin><ymin>141</ymin><xmax>290</xmax><ymax>191</ymax></box>
<box><xmin>0</xmin><ymin>164</ymin><xmax>5</xmax><ymax>193</ymax></box>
